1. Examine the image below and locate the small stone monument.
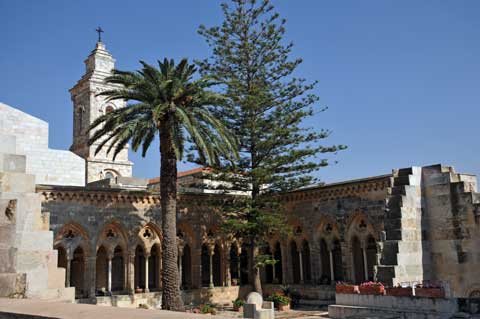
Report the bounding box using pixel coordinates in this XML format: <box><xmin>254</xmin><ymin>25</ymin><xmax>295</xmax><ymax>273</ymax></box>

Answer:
<box><xmin>243</xmin><ymin>292</ymin><xmax>274</xmax><ymax>319</ymax></box>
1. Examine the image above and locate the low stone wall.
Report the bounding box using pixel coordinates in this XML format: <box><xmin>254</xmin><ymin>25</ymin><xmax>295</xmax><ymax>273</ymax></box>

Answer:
<box><xmin>92</xmin><ymin>292</ymin><xmax>162</xmax><ymax>308</ymax></box>
<box><xmin>329</xmin><ymin>293</ymin><xmax>458</xmax><ymax>319</ymax></box>
<box><xmin>263</xmin><ymin>284</ymin><xmax>335</xmax><ymax>306</ymax></box>
<box><xmin>182</xmin><ymin>285</ymin><xmax>252</xmax><ymax>307</ymax></box>
<box><xmin>80</xmin><ymin>287</ymin><xmax>252</xmax><ymax>309</ymax></box>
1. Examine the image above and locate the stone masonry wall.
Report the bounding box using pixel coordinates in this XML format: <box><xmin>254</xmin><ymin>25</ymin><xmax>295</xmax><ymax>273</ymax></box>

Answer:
<box><xmin>0</xmin><ymin>102</ymin><xmax>85</xmax><ymax>186</ymax></box>
<box><xmin>0</xmin><ymin>129</ymin><xmax>74</xmax><ymax>301</ymax></box>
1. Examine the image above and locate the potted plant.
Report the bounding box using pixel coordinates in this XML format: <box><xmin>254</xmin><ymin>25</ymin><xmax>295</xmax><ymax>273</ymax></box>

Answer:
<box><xmin>200</xmin><ymin>303</ymin><xmax>217</xmax><ymax>315</ymax></box>
<box><xmin>232</xmin><ymin>298</ymin><xmax>245</xmax><ymax>312</ymax></box>
<box><xmin>335</xmin><ymin>282</ymin><xmax>359</xmax><ymax>294</ymax></box>
<box><xmin>266</xmin><ymin>293</ymin><xmax>291</xmax><ymax>311</ymax></box>
<box><xmin>359</xmin><ymin>281</ymin><xmax>385</xmax><ymax>295</ymax></box>
<box><xmin>386</xmin><ymin>285</ymin><xmax>413</xmax><ymax>297</ymax></box>
<box><xmin>415</xmin><ymin>283</ymin><xmax>445</xmax><ymax>298</ymax></box>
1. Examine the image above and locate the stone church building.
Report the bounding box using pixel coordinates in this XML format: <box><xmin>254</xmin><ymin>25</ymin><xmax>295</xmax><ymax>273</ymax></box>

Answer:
<box><xmin>1</xmin><ymin>39</ymin><xmax>480</xmax><ymax>307</ymax></box>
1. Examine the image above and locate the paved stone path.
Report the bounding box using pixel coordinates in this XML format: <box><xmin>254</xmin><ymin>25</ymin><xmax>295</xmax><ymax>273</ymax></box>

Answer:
<box><xmin>216</xmin><ymin>307</ymin><xmax>330</xmax><ymax>318</ymax></box>
<box><xmin>0</xmin><ymin>298</ymin><xmax>229</xmax><ymax>319</ymax></box>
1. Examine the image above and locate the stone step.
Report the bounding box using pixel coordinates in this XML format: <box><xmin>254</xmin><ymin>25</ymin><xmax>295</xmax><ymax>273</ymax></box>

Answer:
<box><xmin>297</xmin><ymin>298</ymin><xmax>333</xmax><ymax>307</ymax></box>
<box><xmin>14</xmin><ymin>230</ymin><xmax>54</xmax><ymax>251</ymax></box>
<box><xmin>0</xmin><ymin>135</ymin><xmax>17</xmax><ymax>154</ymax></box>
<box><xmin>29</xmin><ymin>286</ymin><xmax>75</xmax><ymax>302</ymax></box>
<box><xmin>0</xmin><ymin>153</ymin><xmax>26</xmax><ymax>173</ymax></box>
<box><xmin>396</xmin><ymin>167</ymin><xmax>414</xmax><ymax>176</ymax></box>
<box><xmin>393</xmin><ymin>175</ymin><xmax>411</xmax><ymax>186</ymax></box>
<box><xmin>0</xmin><ymin>272</ymin><xmax>26</xmax><ymax>297</ymax></box>
<box><xmin>0</xmin><ymin>172</ymin><xmax>35</xmax><ymax>193</ymax></box>
<box><xmin>0</xmin><ymin>247</ymin><xmax>16</xmax><ymax>273</ymax></box>
<box><xmin>47</xmin><ymin>258</ymin><xmax>67</xmax><ymax>290</ymax></box>
<box><xmin>390</xmin><ymin>186</ymin><xmax>405</xmax><ymax>196</ymax></box>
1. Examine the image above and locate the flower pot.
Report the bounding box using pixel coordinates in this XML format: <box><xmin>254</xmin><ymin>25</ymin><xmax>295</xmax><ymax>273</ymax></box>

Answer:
<box><xmin>359</xmin><ymin>285</ymin><xmax>385</xmax><ymax>295</ymax></box>
<box><xmin>135</xmin><ymin>288</ymin><xmax>143</xmax><ymax>293</ymax></box>
<box><xmin>415</xmin><ymin>287</ymin><xmax>445</xmax><ymax>298</ymax></box>
<box><xmin>278</xmin><ymin>304</ymin><xmax>290</xmax><ymax>311</ymax></box>
<box><xmin>233</xmin><ymin>306</ymin><xmax>243</xmax><ymax>312</ymax></box>
<box><xmin>386</xmin><ymin>287</ymin><xmax>413</xmax><ymax>297</ymax></box>
<box><xmin>336</xmin><ymin>284</ymin><xmax>359</xmax><ymax>294</ymax></box>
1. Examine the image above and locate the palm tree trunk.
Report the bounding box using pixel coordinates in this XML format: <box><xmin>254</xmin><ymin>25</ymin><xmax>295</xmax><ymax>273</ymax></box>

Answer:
<box><xmin>159</xmin><ymin>122</ymin><xmax>184</xmax><ymax>311</ymax></box>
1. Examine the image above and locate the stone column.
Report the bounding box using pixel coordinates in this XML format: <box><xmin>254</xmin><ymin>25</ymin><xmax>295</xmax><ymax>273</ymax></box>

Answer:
<box><xmin>280</xmin><ymin>242</ymin><xmax>288</xmax><ymax>285</ymax></box>
<box><xmin>158</xmin><ymin>254</ymin><xmax>162</xmax><ymax>290</ymax></box>
<box><xmin>362</xmin><ymin>247</ymin><xmax>368</xmax><ymax>281</ymax></box>
<box><xmin>208</xmin><ymin>245</ymin><xmax>214</xmax><ymax>288</ymax></box>
<box><xmin>124</xmin><ymin>255</ymin><xmax>128</xmax><ymax>291</ymax></box>
<box><xmin>272</xmin><ymin>253</ymin><xmax>276</xmax><ymax>283</ymax></box>
<box><xmin>329</xmin><ymin>250</ymin><xmax>335</xmax><ymax>282</ymax></box>
<box><xmin>178</xmin><ymin>247</ymin><xmax>183</xmax><ymax>289</ymax></box>
<box><xmin>237</xmin><ymin>246</ymin><xmax>242</xmax><ymax>285</ymax></box>
<box><xmin>225</xmin><ymin>248</ymin><xmax>231</xmax><ymax>287</ymax></box>
<box><xmin>144</xmin><ymin>253</ymin><xmax>150</xmax><ymax>293</ymax></box>
<box><xmin>107</xmin><ymin>256</ymin><xmax>112</xmax><ymax>293</ymax></box>
<box><xmin>192</xmin><ymin>244</ymin><xmax>202</xmax><ymax>289</ymax></box>
<box><xmin>86</xmin><ymin>256</ymin><xmax>97</xmax><ymax>298</ymax></box>
<box><xmin>65</xmin><ymin>257</ymin><xmax>72</xmax><ymax>287</ymax></box>
<box><xmin>127</xmin><ymin>252</ymin><xmax>135</xmax><ymax>294</ymax></box>
<box><xmin>298</xmin><ymin>249</ymin><xmax>304</xmax><ymax>284</ymax></box>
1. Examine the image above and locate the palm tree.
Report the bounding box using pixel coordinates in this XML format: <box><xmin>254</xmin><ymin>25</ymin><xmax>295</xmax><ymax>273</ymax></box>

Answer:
<box><xmin>88</xmin><ymin>58</ymin><xmax>238</xmax><ymax>310</ymax></box>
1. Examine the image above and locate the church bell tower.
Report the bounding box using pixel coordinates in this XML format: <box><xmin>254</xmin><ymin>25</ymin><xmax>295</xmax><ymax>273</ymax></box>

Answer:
<box><xmin>69</xmin><ymin>33</ymin><xmax>133</xmax><ymax>183</ymax></box>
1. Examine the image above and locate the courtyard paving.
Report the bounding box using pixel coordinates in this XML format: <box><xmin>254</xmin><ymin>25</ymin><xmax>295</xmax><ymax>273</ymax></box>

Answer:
<box><xmin>0</xmin><ymin>298</ymin><xmax>226</xmax><ymax>319</ymax></box>
<box><xmin>0</xmin><ymin>298</ymin><xmax>331</xmax><ymax>319</ymax></box>
<box><xmin>216</xmin><ymin>306</ymin><xmax>330</xmax><ymax>318</ymax></box>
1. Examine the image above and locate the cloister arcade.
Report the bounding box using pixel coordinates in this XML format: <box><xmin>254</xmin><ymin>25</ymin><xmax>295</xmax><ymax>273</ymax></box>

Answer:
<box><xmin>53</xmin><ymin>214</ymin><xmax>380</xmax><ymax>298</ymax></box>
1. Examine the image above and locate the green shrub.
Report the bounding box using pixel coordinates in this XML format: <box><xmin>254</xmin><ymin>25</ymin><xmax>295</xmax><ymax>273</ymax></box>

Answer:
<box><xmin>232</xmin><ymin>298</ymin><xmax>245</xmax><ymax>308</ymax></box>
<box><xmin>266</xmin><ymin>293</ymin><xmax>291</xmax><ymax>306</ymax></box>
<box><xmin>200</xmin><ymin>303</ymin><xmax>216</xmax><ymax>314</ymax></box>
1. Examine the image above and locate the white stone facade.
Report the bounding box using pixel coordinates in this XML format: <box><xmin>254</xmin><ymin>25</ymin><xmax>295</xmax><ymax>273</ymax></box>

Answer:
<box><xmin>0</xmin><ymin>102</ymin><xmax>85</xmax><ymax>186</ymax></box>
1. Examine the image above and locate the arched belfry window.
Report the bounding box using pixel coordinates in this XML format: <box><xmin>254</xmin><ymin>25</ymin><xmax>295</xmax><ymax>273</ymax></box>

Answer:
<box><xmin>104</xmin><ymin>171</ymin><xmax>114</xmax><ymax>180</ymax></box>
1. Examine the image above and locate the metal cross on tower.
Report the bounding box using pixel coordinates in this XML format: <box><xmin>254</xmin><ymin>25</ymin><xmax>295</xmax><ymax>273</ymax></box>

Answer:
<box><xmin>95</xmin><ymin>27</ymin><xmax>104</xmax><ymax>42</ymax></box>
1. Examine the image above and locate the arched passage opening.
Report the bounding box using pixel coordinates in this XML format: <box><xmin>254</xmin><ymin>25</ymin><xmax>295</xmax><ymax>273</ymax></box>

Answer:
<box><xmin>149</xmin><ymin>244</ymin><xmax>160</xmax><ymax>290</ymax></box>
<box><xmin>201</xmin><ymin>244</ymin><xmax>210</xmax><ymax>287</ymax></box>
<box><xmin>274</xmin><ymin>242</ymin><xmax>283</xmax><ymax>284</ymax></box>
<box><xmin>96</xmin><ymin>246</ymin><xmax>108</xmax><ymax>293</ymax></box>
<box><xmin>135</xmin><ymin>245</ymin><xmax>146</xmax><ymax>290</ymax></box>
<box><xmin>320</xmin><ymin>239</ymin><xmax>330</xmax><ymax>283</ymax></box>
<box><xmin>366</xmin><ymin>236</ymin><xmax>377</xmax><ymax>281</ymax></box>
<box><xmin>213</xmin><ymin>244</ymin><xmax>222</xmax><ymax>287</ymax></box>
<box><xmin>111</xmin><ymin>245</ymin><xmax>124</xmax><ymax>292</ymax></box>
<box><xmin>229</xmin><ymin>244</ymin><xmax>240</xmax><ymax>285</ymax></box>
<box><xmin>71</xmin><ymin>246</ymin><xmax>85</xmax><ymax>297</ymax></box>
<box><xmin>290</xmin><ymin>241</ymin><xmax>300</xmax><ymax>284</ymax></box>
<box><xmin>181</xmin><ymin>244</ymin><xmax>192</xmax><ymax>289</ymax></box>
<box><xmin>352</xmin><ymin>236</ymin><xmax>365</xmax><ymax>284</ymax></box>
<box><xmin>301</xmin><ymin>240</ymin><xmax>311</xmax><ymax>283</ymax></box>
<box><xmin>332</xmin><ymin>239</ymin><xmax>343</xmax><ymax>281</ymax></box>
<box><xmin>57</xmin><ymin>246</ymin><xmax>68</xmax><ymax>285</ymax></box>
<box><xmin>240</xmin><ymin>243</ymin><xmax>249</xmax><ymax>285</ymax></box>
<box><xmin>264</xmin><ymin>245</ymin><xmax>273</xmax><ymax>284</ymax></box>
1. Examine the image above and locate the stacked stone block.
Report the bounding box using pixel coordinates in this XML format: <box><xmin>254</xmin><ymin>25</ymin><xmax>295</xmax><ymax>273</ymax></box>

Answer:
<box><xmin>0</xmin><ymin>133</ymin><xmax>74</xmax><ymax>301</ymax></box>
<box><xmin>0</xmin><ymin>102</ymin><xmax>85</xmax><ymax>186</ymax></box>
<box><xmin>377</xmin><ymin>166</ymin><xmax>426</xmax><ymax>286</ymax></box>
<box><xmin>421</xmin><ymin>165</ymin><xmax>480</xmax><ymax>297</ymax></box>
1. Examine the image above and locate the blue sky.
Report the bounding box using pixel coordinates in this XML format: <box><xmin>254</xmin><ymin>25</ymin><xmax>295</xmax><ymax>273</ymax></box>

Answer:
<box><xmin>1</xmin><ymin>1</ymin><xmax>479</xmax><ymax>183</ymax></box>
